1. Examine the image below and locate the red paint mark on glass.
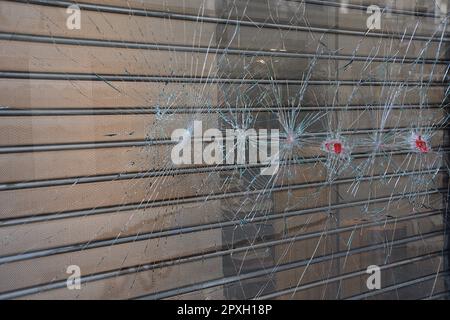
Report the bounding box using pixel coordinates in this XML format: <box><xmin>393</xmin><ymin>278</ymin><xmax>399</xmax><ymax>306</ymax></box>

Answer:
<box><xmin>325</xmin><ymin>141</ymin><xmax>343</xmax><ymax>155</ymax></box>
<box><xmin>415</xmin><ymin>136</ymin><xmax>429</xmax><ymax>153</ymax></box>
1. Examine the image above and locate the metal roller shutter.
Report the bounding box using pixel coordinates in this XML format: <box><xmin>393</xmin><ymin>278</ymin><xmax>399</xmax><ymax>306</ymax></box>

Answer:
<box><xmin>0</xmin><ymin>0</ymin><xmax>448</xmax><ymax>300</ymax></box>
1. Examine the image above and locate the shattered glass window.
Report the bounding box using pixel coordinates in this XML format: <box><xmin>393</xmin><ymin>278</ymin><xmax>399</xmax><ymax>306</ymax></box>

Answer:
<box><xmin>0</xmin><ymin>0</ymin><xmax>449</xmax><ymax>300</ymax></box>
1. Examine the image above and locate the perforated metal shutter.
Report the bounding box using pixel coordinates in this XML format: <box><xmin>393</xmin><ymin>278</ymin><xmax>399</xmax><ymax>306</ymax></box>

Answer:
<box><xmin>0</xmin><ymin>0</ymin><xmax>448</xmax><ymax>300</ymax></box>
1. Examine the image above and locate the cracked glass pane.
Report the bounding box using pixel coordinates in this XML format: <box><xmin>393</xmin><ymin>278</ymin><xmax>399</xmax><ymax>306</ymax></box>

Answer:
<box><xmin>0</xmin><ymin>0</ymin><xmax>448</xmax><ymax>300</ymax></box>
